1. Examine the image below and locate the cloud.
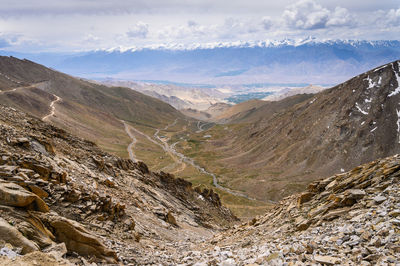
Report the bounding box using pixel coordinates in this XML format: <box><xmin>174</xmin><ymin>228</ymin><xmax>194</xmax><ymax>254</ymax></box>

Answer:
<box><xmin>282</xmin><ymin>0</ymin><xmax>354</xmax><ymax>30</ymax></box>
<box><xmin>126</xmin><ymin>22</ymin><xmax>149</xmax><ymax>38</ymax></box>
<box><xmin>387</xmin><ymin>8</ymin><xmax>400</xmax><ymax>25</ymax></box>
<box><xmin>84</xmin><ymin>34</ymin><xmax>100</xmax><ymax>42</ymax></box>
<box><xmin>156</xmin><ymin>20</ymin><xmax>209</xmax><ymax>40</ymax></box>
<box><xmin>261</xmin><ymin>16</ymin><xmax>273</xmax><ymax>30</ymax></box>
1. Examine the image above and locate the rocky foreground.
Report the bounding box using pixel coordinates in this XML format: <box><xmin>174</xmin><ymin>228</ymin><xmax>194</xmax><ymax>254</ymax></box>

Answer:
<box><xmin>176</xmin><ymin>154</ymin><xmax>400</xmax><ymax>265</ymax></box>
<box><xmin>0</xmin><ymin>105</ymin><xmax>236</xmax><ymax>265</ymax></box>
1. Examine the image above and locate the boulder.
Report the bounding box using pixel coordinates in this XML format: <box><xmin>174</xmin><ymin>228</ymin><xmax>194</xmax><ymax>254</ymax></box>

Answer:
<box><xmin>372</xmin><ymin>195</ymin><xmax>386</xmax><ymax>204</ymax></box>
<box><xmin>314</xmin><ymin>255</ymin><xmax>341</xmax><ymax>265</ymax></box>
<box><xmin>0</xmin><ymin>182</ymin><xmax>49</xmax><ymax>212</ymax></box>
<box><xmin>39</xmin><ymin>212</ymin><xmax>118</xmax><ymax>263</ymax></box>
<box><xmin>0</xmin><ymin>217</ymin><xmax>39</xmax><ymax>254</ymax></box>
<box><xmin>297</xmin><ymin>192</ymin><xmax>314</xmax><ymax>207</ymax></box>
<box><xmin>340</xmin><ymin>189</ymin><xmax>366</xmax><ymax>206</ymax></box>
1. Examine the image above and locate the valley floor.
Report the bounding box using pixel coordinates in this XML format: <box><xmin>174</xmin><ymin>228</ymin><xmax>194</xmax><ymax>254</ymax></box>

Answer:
<box><xmin>120</xmin><ymin>117</ymin><xmax>272</xmax><ymax>219</ymax></box>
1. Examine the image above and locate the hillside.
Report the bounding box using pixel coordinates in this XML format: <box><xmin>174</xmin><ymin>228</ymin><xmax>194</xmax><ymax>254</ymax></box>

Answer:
<box><xmin>0</xmin><ymin>56</ymin><xmax>182</xmax><ymax>157</ymax></box>
<box><xmin>0</xmin><ymin>105</ymin><xmax>236</xmax><ymax>264</ymax></box>
<box><xmin>214</xmin><ymin>94</ymin><xmax>314</xmax><ymax>124</ymax></box>
<box><xmin>179</xmin><ymin>60</ymin><xmax>400</xmax><ymax>202</ymax></box>
<box><xmin>1</xmin><ymin>104</ymin><xmax>398</xmax><ymax>264</ymax></box>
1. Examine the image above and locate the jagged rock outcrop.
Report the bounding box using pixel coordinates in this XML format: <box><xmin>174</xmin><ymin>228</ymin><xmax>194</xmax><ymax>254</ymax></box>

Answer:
<box><xmin>0</xmin><ymin>217</ymin><xmax>39</xmax><ymax>254</ymax></box>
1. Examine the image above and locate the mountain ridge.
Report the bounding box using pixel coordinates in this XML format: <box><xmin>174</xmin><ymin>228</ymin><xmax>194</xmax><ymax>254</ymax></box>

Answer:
<box><xmin>181</xmin><ymin>60</ymin><xmax>400</xmax><ymax>201</ymax></box>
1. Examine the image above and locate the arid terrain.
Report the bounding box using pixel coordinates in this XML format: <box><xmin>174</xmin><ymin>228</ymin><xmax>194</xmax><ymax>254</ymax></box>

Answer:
<box><xmin>0</xmin><ymin>57</ymin><xmax>399</xmax><ymax>265</ymax></box>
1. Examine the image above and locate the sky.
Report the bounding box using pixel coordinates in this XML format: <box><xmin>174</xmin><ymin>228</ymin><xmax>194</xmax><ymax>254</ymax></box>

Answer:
<box><xmin>0</xmin><ymin>0</ymin><xmax>399</xmax><ymax>52</ymax></box>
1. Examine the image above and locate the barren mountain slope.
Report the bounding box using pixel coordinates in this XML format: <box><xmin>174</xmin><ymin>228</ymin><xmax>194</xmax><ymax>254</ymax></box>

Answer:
<box><xmin>0</xmin><ymin>105</ymin><xmax>237</xmax><ymax>264</ymax></box>
<box><xmin>214</xmin><ymin>94</ymin><xmax>314</xmax><ymax>124</ymax></box>
<box><xmin>193</xmin><ymin>60</ymin><xmax>400</xmax><ymax>201</ymax></box>
<box><xmin>0</xmin><ymin>56</ymin><xmax>183</xmax><ymax>157</ymax></box>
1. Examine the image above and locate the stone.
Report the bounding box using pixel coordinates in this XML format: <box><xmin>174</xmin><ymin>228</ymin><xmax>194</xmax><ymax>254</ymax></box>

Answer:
<box><xmin>389</xmin><ymin>210</ymin><xmax>400</xmax><ymax>217</ymax></box>
<box><xmin>296</xmin><ymin>218</ymin><xmax>310</xmax><ymax>231</ymax></box>
<box><xmin>39</xmin><ymin>212</ymin><xmax>118</xmax><ymax>263</ymax></box>
<box><xmin>13</xmin><ymin>138</ymin><xmax>30</xmax><ymax>148</ymax></box>
<box><xmin>123</xmin><ymin>218</ymin><xmax>135</xmax><ymax>231</ymax></box>
<box><xmin>364</xmin><ymin>254</ymin><xmax>380</xmax><ymax>262</ymax></box>
<box><xmin>370</xmin><ymin>237</ymin><xmax>382</xmax><ymax>247</ymax></box>
<box><xmin>340</xmin><ymin>189</ymin><xmax>366</xmax><ymax>206</ymax></box>
<box><xmin>391</xmin><ymin>219</ymin><xmax>400</xmax><ymax>226</ymax></box>
<box><xmin>0</xmin><ymin>217</ymin><xmax>39</xmax><ymax>254</ymax></box>
<box><xmin>325</xmin><ymin>178</ymin><xmax>338</xmax><ymax>190</ymax></box>
<box><xmin>104</xmin><ymin>177</ymin><xmax>116</xmax><ymax>188</ymax></box>
<box><xmin>166</xmin><ymin>211</ymin><xmax>178</xmax><ymax>227</ymax></box>
<box><xmin>6</xmin><ymin>175</ymin><xmax>26</xmax><ymax>182</ymax></box>
<box><xmin>372</xmin><ymin>196</ymin><xmax>387</xmax><ymax>204</ymax></box>
<box><xmin>361</xmin><ymin>231</ymin><xmax>372</xmax><ymax>241</ymax></box>
<box><xmin>297</xmin><ymin>192</ymin><xmax>314</xmax><ymax>206</ymax></box>
<box><xmin>64</xmin><ymin>189</ymin><xmax>81</xmax><ymax>203</ymax></box>
<box><xmin>28</xmin><ymin>185</ymin><xmax>49</xmax><ymax>198</ymax></box>
<box><xmin>43</xmin><ymin>242</ymin><xmax>67</xmax><ymax>258</ymax></box>
<box><xmin>0</xmin><ymin>182</ymin><xmax>49</xmax><ymax>212</ymax></box>
<box><xmin>17</xmin><ymin>216</ymin><xmax>55</xmax><ymax>249</ymax></box>
<box><xmin>314</xmin><ymin>255</ymin><xmax>340</xmax><ymax>265</ymax></box>
<box><xmin>322</xmin><ymin>207</ymin><xmax>350</xmax><ymax>221</ymax></box>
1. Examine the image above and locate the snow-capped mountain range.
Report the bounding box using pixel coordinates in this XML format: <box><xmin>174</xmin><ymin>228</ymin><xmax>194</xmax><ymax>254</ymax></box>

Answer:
<box><xmin>2</xmin><ymin>38</ymin><xmax>400</xmax><ymax>86</ymax></box>
<box><xmin>103</xmin><ymin>38</ymin><xmax>400</xmax><ymax>53</ymax></box>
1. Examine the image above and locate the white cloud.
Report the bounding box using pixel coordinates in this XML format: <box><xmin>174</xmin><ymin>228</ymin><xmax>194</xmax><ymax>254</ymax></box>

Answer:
<box><xmin>0</xmin><ymin>1</ymin><xmax>398</xmax><ymax>52</ymax></box>
<box><xmin>327</xmin><ymin>7</ymin><xmax>354</xmax><ymax>27</ymax></box>
<box><xmin>157</xmin><ymin>22</ymin><xmax>207</xmax><ymax>40</ymax></box>
<box><xmin>282</xmin><ymin>0</ymin><xmax>353</xmax><ymax>30</ymax></box>
<box><xmin>387</xmin><ymin>8</ymin><xmax>400</xmax><ymax>25</ymax></box>
<box><xmin>126</xmin><ymin>22</ymin><xmax>149</xmax><ymax>38</ymax></box>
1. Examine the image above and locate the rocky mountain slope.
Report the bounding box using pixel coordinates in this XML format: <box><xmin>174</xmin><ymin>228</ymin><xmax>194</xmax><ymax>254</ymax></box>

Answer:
<box><xmin>188</xmin><ymin>60</ymin><xmax>400</xmax><ymax>201</ymax></box>
<box><xmin>0</xmin><ymin>105</ymin><xmax>236</xmax><ymax>264</ymax></box>
<box><xmin>213</xmin><ymin>94</ymin><xmax>314</xmax><ymax>124</ymax></box>
<box><xmin>172</xmin><ymin>153</ymin><xmax>400</xmax><ymax>265</ymax></box>
<box><xmin>101</xmin><ymin>79</ymin><xmax>226</xmax><ymax>111</ymax></box>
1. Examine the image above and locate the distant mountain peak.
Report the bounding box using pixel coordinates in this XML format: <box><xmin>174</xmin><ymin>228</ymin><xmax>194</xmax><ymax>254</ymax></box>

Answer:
<box><xmin>102</xmin><ymin>38</ymin><xmax>400</xmax><ymax>53</ymax></box>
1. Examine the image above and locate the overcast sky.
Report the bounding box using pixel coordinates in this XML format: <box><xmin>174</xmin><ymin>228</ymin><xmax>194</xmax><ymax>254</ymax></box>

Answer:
<box><xmin>0</xmin><ymin>0</ymin><xmax>399</xmax><ymax>52</ymax></box>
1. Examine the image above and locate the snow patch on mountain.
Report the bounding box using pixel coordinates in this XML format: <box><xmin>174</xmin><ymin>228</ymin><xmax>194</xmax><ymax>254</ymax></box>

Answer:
<box><xmin>388</xmin><ymin>62</ymin><xmax>400</xmax><ymax>97</ymax></box>
<box><xmin>356</xmin><ymin>103</ymin><xmax>368</xmax><ymax>115</ymax></box>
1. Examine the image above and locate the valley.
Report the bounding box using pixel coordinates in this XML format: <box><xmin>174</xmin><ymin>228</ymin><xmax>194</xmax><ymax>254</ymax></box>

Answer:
<box><xmin>0</xmin><ymin>56</ymin><xmax>399</xmax><ymax>265</ymax></box>
<box><xmin>121</xmin><ymin>117</ymin><xmax>271</xmax><ymax>219</ymax></box>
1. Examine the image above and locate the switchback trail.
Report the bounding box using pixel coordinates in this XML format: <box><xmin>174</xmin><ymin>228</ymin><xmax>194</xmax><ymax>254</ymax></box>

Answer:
<box><xmin>42</xmin><ymin>94</ymin><xmax>61</xmax><ymax>121</ymax></box>
<box><xmin>0</xmin><ymin>82</ymin><xmax>48</xmax><ymax>95</ymax></box>
<box><xmin>196</xmin><ymin>121</ymin><xmax>212</xmax><ymax>133</ymax></box>
<box><xmin>122</xmin><ymin>121</ymin><xmax>138</xmax><ymax>162</ymax></box>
